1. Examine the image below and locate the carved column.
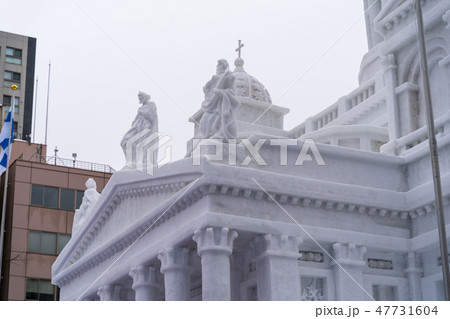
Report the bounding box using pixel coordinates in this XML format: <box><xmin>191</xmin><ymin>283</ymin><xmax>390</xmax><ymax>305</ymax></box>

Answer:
<box><xmin>404</xmin><ymin>252</ymin><xmax>423</xmax><ymax>301</ymax></box>
<box><xmin>158</xmin><ymin>247</ymin><xmax>191</xmax><ymax>301</ymax></box>
<box><xmin>129</xmin><ymin>265</ymin><xmax>160</xmax><ymax>301</ymax></box>
<box><xmin>382</xmin><ymin>54</ymin><xmax>401</xmax><ymax>141</ymax></box>
<box><xmin>251</xmin><ymin>234</ymin><xmax>302</xmax><ymax>301</ymax></box>
<box><xmin>332</xmin><ymin>243</ymin><xmax>368</xmax><ymax>301</ymax></box>
<box><xmin>97</xmin><ymin>284</ymin><xmax>122</xmax><ymax>301</ymax></box>
<box><xmin>193</xmin><ymin>227</ymin><xmax>238</xmax><ymax>301</ymax></box>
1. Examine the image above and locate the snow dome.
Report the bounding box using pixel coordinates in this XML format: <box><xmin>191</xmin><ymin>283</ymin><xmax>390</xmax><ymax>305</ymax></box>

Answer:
<box><xmin>233</xmin><ymin>57</ymin><xmax>272</xmax><ymax>104</ymax></box>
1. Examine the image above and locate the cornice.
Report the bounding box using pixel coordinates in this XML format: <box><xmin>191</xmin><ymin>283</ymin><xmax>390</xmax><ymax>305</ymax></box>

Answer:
<box><xmin>374</xmin><ymin>0</ymin><xmax>438</xmax><ymax>37</ymax></box>
<box><xmin>53</xmin><ymin>174</ymin><xmax>439</xmax><ymax>287</ymax></box>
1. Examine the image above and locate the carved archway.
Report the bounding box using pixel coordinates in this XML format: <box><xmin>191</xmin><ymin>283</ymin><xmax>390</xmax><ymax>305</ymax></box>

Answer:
<box><xmin>400</xmin><ymin>37</ymin><xmax>450</xmax><ymax>130</ymax></box>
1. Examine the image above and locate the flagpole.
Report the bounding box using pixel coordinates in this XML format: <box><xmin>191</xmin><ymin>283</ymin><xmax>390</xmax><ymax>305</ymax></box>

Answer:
<box><xmin>44</xmin><ymin>62</ymin><xmax>51</xmax><ymax>145</ymax></box>
<box><xmin>0</xmin><ymin>84</ymin><xmax>17</xmax><ymax>287</ymax></box>
<box><xmin>32</xmin><ymin>78</ymin><xmax>38</xmax><ymax>143</ymax></box>
<box><xmin>414</xmin><ymin>0</ymin><xmax>450</xmax><ymax>300</ymax></box>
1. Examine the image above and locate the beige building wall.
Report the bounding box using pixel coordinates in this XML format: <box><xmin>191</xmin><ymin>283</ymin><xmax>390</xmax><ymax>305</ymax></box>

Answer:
<box><xmin>0</xmin><ymin>143</ymin><xmax>112</xmax><ymax>301</ymax></box>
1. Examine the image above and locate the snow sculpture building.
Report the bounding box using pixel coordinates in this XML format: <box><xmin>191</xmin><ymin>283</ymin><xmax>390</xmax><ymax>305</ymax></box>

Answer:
<box><xmin>52</xmin><ymin>0</ymin><xmax>450</xmax><ymax>301</ymax></box>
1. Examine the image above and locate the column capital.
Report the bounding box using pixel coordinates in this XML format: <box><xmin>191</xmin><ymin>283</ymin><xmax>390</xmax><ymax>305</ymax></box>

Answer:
<box><xmin>129</xmin><ymin>265</ymin><xmax>160</xmax><ymax>289</ymax></box>
<box><xmin>332</xmin><ymin>243</ymin><xmax>366</xmax><ymax>266</ymax></box>
<box><xmin>251</xmin><ymin>234</ymin><xmax>302</xmax><ymax>260</ymax></box>
<box><xmin>158</xmin><ymin>246</ymin><xmax>192</xmax><ymax>301</ymax></box>
<box><xmin>158</xmin><ymin>247</ymin><xmax>191</xmax><ymax>273</ymax></box>
<box><xmin>251</xmin><ymin>233</ymin><xmax>302</xmax><ymax>300</ymax></box>
<box><xmin>97</xmin><ymin>284</ymin><xmax>122</xmax><ymax>301</ymax></box>
<box><xmin>193</xmin><ymin>227</ymin><xmax>238</xmax><ymax>256</ymax></box>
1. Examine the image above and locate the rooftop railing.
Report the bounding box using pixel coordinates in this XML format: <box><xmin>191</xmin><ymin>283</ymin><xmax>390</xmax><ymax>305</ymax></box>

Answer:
<box><xmin>17</xmin><ymin>153</ymin><xmax>115</xmax><ymax>174</ymax></box>
<box><xmin>289</xmin><ymin>78</ymin><xmax>378</xmax><ymax>138</ymax></box>
<box><xmin>380</xmin><ymin>112</ymin><xmax>450</xmax><ymax>156</ymax></box>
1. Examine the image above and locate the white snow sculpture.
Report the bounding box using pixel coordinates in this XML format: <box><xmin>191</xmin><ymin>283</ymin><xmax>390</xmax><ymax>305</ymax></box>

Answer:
<box><xmin>120</xmin><ymin>91</ymin><xmax>159</xmax><ymax>173</ymax></box>
<box><xmin>72</xmin><ymin>178</ymin><xmax>101</xmax><ymax>234</ymax></box>
<box><xmin>199</xmin><ymin>59</ymin><xmax>240</xmax><ymax>141</ymax></box>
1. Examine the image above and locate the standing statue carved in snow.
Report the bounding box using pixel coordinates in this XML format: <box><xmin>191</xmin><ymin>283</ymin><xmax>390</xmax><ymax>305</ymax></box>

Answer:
<box><xmin>72</xmin><ymin>178</ymin><xmax>101</xmax><ymax>234</ymax></box>
<box><xmin>199</xmin><ymin>59</ymin><xmax>240</xmax><ymax>141</ymax></box>
<box><xmin>120</xmin><ymin>91</ymin><xmax>159</xmax><ymax>173</ymax></box>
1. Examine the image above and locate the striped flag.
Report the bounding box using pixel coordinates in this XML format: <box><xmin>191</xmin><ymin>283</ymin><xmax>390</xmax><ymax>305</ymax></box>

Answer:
<box><xmin>0</xmin><ymin>108</ymin><xmax>15</xmax><ymax>176</ymax></box>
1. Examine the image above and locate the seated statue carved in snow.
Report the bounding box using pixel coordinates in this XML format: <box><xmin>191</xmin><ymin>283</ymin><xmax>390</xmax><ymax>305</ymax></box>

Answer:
<box><xmin>120</xmin><ymin>91</ymin><xmax>159</xmax><ymax>173</ymax></box>
<box><xmin>199</xmin><ymin>59</ymin><xmax>240</xmax><ymax>141</ymax></box>
<box><xmin>72</xmin><ymin>178</ymin><xmax>101</xmax><ymax>234</ymax></box>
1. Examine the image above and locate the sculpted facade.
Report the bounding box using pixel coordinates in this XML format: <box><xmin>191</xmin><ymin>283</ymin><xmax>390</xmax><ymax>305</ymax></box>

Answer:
<box><xmin>54</xmin><ymin>1</ymin><xmax>450</xmax><ymax>301</ymax></box>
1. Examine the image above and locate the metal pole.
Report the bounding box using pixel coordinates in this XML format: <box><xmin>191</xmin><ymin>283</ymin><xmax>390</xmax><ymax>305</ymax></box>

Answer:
<box><xmin>44</xmin><ymin>63</ymin><xmax>51</xmax><ymax>145</ymax></box>
<box><xmin>414</xmin><ymin>0</ymin><xmax>450</xmax><ymax>300</ymax></box>
<box><xmin>32</xmin><ymin>78</ymin><xmax>38</xmax><ymax>143</ymax></box>
<box><xmin>0</xmin><ymin>87</ymin><xmax>16</xmax><ymax>288</ymax></box>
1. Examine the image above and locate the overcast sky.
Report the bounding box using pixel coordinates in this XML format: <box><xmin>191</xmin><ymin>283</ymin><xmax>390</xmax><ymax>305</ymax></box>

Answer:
<box><xmin>0</xmin><ymin>0</ymin><xmax>368</xmax><ymax>171</ymax></box>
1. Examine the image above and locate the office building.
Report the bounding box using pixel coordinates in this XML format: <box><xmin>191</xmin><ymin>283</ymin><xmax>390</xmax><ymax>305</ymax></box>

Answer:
<box><xmin>0</xmin><ymin>31</ymin><xmax>36</xmax><ymax>141</ymax></box>
<box><xmin>0</xmin><ymin>140</ymin><xmax>113</xmax><ymax>300</ymax></box>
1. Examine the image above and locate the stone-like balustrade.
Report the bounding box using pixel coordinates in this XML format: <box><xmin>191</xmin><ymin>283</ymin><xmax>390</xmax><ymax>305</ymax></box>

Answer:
<box><xmin>349</xmin><ymin>83</ymin><xmax>375</xmax><ymax>109</ymax></box>
<box><xmin>380</xmin><ymin>111</ymin><xmax>450</xmax><ymax>155</ymax></box>
<box><xmin>289</xmin><ymin>79</ymin><xmax>377</xmax><ymax>138</ymax></box>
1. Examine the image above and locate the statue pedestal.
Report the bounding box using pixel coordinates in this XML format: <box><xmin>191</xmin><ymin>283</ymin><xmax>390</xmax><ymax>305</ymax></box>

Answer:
<box><xmin>123</xmin><ymin>129</ymin><xmax>159</xmax><ymax>175</ymax></box>
<box><xmin>190</xmin><ymin>138</ymin><xmax>246</xmax><ymax>166</ymax></box>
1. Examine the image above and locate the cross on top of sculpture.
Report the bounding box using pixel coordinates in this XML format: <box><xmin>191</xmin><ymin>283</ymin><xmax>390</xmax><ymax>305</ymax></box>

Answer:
<box><xmin>235</xmin><ymin>40</ymin><xmax>244</xmax><ymax>58</ymax></box>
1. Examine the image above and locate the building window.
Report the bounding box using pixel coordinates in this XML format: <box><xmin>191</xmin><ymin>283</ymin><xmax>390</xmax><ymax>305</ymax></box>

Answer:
<box><xmin>57</xmin><ymin>233</ymin><xmax>71</xmax><ymax>254</ymax></box>
<box><xmin>3</xmin><ymin>95</ymin><xmax>20</xmax><ymax>114</ymax></box>
<box><xmin>5</xmin><ymin>47</ymin><xmax>22</xmax><ymax>65</ymax></box>
<box><xmin>28</xmin><ymin>230</ymin><xmax>57</xmax><ymax>255</ymax></box>
<box><xmin>28</xmin><ymin>230</ymin><xmax>71</xmax><ymax>255</ymax></box>
<box><xmin>4</xmin><ymin>105</ymin><xmax>19</xmax><ymax>114</ymax></box>
<box><xmin>2</xmin><ymin>95</ymin><xmax>19</xmax><ymax>107</ymax></box>
<box><xmin>3</xmin><ymin>71</ymin><xmax>21</xmax><ymax>89</ymax></box>
<box><xmin>31</xmin><ymin>184</ymin><xmax>85</xmax><ymax>211</ymax></box>
<box><xmin>76</xmin><ymin>190</ymin><xmax>84</xmax><ymax>209</ymax></box>
<box><xmin>4</xmin><ymin>71</ymin><xmax>21</xmax><ymax>81</ymax></box>
<box><xmin>60</xmin><ymin>188</ymin><xmax>75</xmax><ymax>211</ymax></box>
<box><xmin>26</xmin><ymin>278</ymin><xmax>57</xmax><ymax>301</ymax></box>
<box><xmin>31</xmin><ymin>184</ymin><xmax>58</xmax><ymax>208</ymax></box>
<box><xmin>43</xmin><ymin>186</ymin><xmax>59</xmax><ymax>208</ymax></box>
<box><xmin>31</xmin><ymin>184</ymin><xmax>44</xmax><ymax>206</ymax></box>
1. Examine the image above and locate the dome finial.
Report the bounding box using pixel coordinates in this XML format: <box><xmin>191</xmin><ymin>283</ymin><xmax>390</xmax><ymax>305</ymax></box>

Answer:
<box><xmin>235</xmin><ymin>40</ymin><xmax>244</xmax><ymax>58</ymax></box>
<box><xmin>234</xmin><ymin>40</ymin><xmax>245</xmax><ymax>72</ymax></box>
<box><xmin>231</xmin><ymin>40</ymin><xmax>272</xmax><ymax>103</ymax></box>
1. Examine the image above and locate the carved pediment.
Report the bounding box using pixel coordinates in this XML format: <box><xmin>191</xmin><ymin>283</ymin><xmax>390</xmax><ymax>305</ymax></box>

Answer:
<box><xmin>52</xmin><ymin>169</ymin><xmax>201</xmax><ymax>285</ymax></box>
